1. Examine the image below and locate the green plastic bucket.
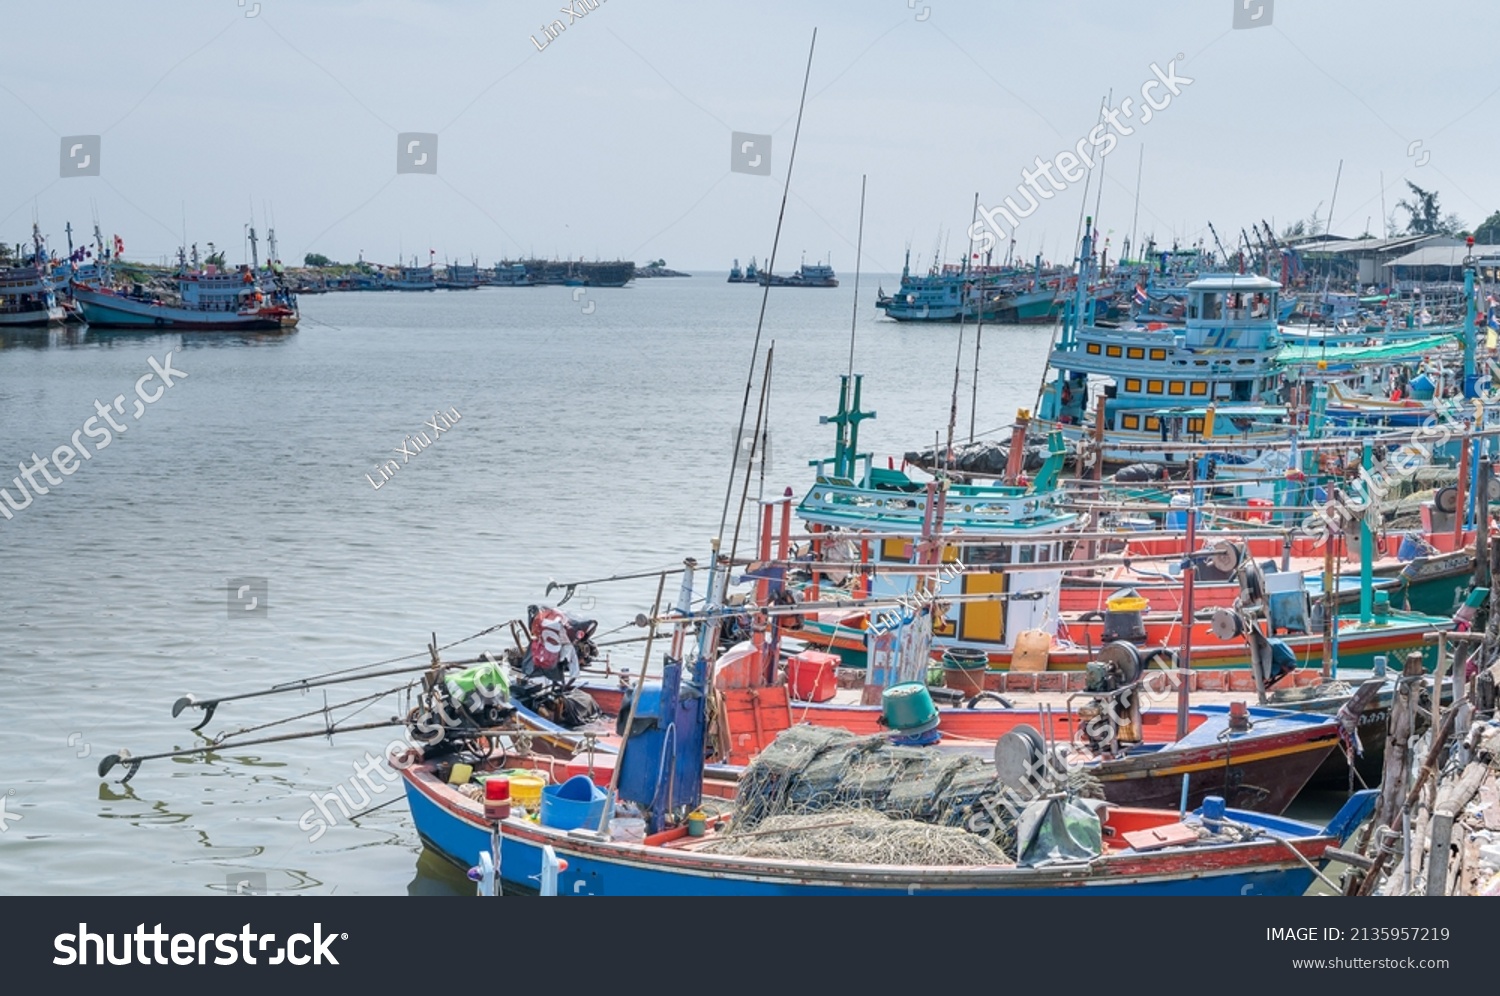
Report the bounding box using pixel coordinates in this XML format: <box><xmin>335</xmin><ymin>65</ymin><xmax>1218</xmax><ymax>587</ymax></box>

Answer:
<box><xmin>882</xmin><ymin>682</ymin><xmax>940</xmax><ymax>734</ymax></box>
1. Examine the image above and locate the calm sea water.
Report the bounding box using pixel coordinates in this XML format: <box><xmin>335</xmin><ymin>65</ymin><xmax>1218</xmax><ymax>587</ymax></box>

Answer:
<box><xmin>0</xmin><ymin>275</ymin><xmax>1054</xmax><ymax>895</ymax></box>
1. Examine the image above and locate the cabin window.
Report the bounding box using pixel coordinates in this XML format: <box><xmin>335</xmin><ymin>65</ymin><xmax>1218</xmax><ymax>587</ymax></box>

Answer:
<box><xmin>1188</xmin><ymin>417</ymin><xmax>1205</xmax><ymax>433</ymax></box>
<box><xmin>1149</xmin><ymin>348</ymin><xmax>1167</xmax><ymax>361</ymax></box>
<box><xmin>1145</xmin><ymin>416</ymin><xmax>1161</xmax><ymax>431</ymax></box>
<box><xmin>881</xmin><ymin>538</ymin><xmax>911</xmax><ymax>562</ymax></box>
<box><xmin>1126</xmin><ymin>347</ymin><xmax>1145</xmax><ymax>360</ymax></box>
<box><xmin>960</xmin><ymin>540</ymin><xmax>1008</xmax><ymax>564</ymax></box>
<box><xmin>1122</xmin><ymin>414</ymin><xmax>1141</xmax><ymax>430</ymax></box>
<box><xmin>1125</xmin><ymin>378</ymin><xmax>1142</xmax><ymax>393</ymax></box>
<box><xmin>1168</xmin><ymin>381</ymin><xmax>1186</xmax><ymax>396</ymax></box>
<box><xmin>1196</xmin><ymin>293</ymin><xmax>1222</xmax><ymax>319</ymax></box>
<box><xmin>1147</xmin><ymin>379</ymin><xmax>1164</xmax><ymax>394</ymax></box>
<box><xmin>1086</xmin><ymin>342</ymin><xmax>1101</xmax><ymax>355</ymax></box>
<box><xmin>1190</xmin><ymin>381</ymin><xmax>1209</xmax><ymax>396</ymax></box>
<box><xmin>1017</xmin><ymin>544</ymin><xmax>1035</xmax><ymax>564</ymax></box>
<box><xmin>1037</xmin><ymin>544</ymin><xmax>1052</xmax><ymax>563</ymax></box>
<box><xmin>1106</xmin><ymin>345</ymin><xmax>1122</xmax><ymax>358</ymax></box>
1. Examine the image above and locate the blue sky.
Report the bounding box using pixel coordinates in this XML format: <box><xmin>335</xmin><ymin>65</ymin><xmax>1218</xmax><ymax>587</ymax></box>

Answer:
<box><xmin>3</xmin><ymin>0</ymin><xmax>1494</xmax><ymax>270</ymax></box>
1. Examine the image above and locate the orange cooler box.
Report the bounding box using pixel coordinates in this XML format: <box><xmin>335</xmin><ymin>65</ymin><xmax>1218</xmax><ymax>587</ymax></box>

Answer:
<box><xmin>786</xmin><ymin>650</ymin><xmax>840</xmax><ymax>703</ymax></box>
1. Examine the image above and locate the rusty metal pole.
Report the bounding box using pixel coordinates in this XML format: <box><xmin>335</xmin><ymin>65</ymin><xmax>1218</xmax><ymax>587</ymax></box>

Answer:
<box><xmin>1176</xmin><ymin>456</ymin><xmax>1197</xmax><ymax>742</ymax></box>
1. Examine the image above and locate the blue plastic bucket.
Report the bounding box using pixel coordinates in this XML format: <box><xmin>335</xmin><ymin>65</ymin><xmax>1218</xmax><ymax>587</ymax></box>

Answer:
<box><xmin>539</xmin><ymin>774</ymin><xmax>613</xmax><ymax>831</ymax></box>
<box><xmin>1397</xmin><ymin>533</ymin><xmax>1420</xmax><ymax>561</ymax></box>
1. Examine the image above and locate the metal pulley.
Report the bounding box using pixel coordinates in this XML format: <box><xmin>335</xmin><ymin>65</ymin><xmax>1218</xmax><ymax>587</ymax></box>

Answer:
<box><xmin>993</xmin><ymin>723</ymin><xmax>1047</xmax><ymax>793</ymax></box>
<box><xmin>1211</xmin><ymin>607</ymin><xmax>1246</xmax><ymax>640</ymax></box>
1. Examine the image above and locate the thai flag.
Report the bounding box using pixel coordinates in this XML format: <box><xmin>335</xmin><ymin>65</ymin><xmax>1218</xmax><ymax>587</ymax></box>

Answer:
<box><xmin>1133</xmin><ymin>283</ymin><xmax>1148</xmax><ymax>308</ymax></box>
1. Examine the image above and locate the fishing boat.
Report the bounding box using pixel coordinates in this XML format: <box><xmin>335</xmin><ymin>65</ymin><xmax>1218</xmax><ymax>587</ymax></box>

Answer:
<box><xmin>473</xmin><ymin>498</ymin><xmax>1338</xmax><ymax>817</ymax></box>
<box><xmin>1038</xmin><ymin>233</ymin><xmax>1290</xmax><ymax>468</ymax></box>
<box><xmin>403</xmin><ymin>752</ymin><xmax>1376</xmax><ymax>896</ymax></box>
<box><xmin>487</xmin><ymin>262</ymin><xmax>532</xmax><ymax>287</ymax></box>
<box><xmin>380</xmin><ymin>259</ymin><xmax>438</xmax><ymax>291</ymax></box>
<box><xmin>72</xmin><ymin>233</ymin><xmax>298</xmax><ymax>331</ymax></box>
<box><xmin>0</xmin><ymin>223</ymin><xmax>66</xmax><ymax>327</ymax></box>
<box><xmin>393</xmin><ymin>557</ymin><xmax>1368</xmax><ymax>894</ymax></box>
<box><xmin>524</xmin><ymin>259</ymin><xmax>635</xmax><ymax>287</ymax></box>
<box><xmin>436</xmin><ymin>259</ymin><xmax>484</xmax><ymax>290</ymax></box>
<box><xmin>785</xmin><ymin>377</ymin><xmax>1456</xmax><ymax>675</ymax></box>
<box><xmin>759</xmin><ymin>256</ymin><xmax>837</xmax><ymax>288</ymax></box>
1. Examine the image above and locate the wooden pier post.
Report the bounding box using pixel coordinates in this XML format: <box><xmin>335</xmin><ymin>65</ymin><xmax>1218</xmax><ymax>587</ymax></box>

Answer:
<box><xmin>1372</xmin><ymin>652</ymin><xmax>1425</xmax><ymax>837</ymax></box>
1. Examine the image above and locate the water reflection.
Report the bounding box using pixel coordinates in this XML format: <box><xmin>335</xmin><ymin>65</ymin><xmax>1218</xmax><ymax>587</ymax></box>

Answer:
<box><xmin>0</xmin><ymin>326</ymin><xmax>92</xmax><ymax>350</ymax></box>
<box><xmin>0</xmin><ymin>326</ymin><xmax>298</xmax><ymax>351</ymax></box>
<box><xmin>408</xmin><ymin>846</ymin><xmax>474</xmax><ymax>896</ymax></box>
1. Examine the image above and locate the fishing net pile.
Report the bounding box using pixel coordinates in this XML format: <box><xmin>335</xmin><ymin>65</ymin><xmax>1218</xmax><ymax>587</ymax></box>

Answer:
<box><xmin>702</xmin><ymin>808</ymin><xmax>1008</xmax><ymax>866</ymax></box>
<box><xmin>721</xmin><ymin>724</ymin><xmax>1103</xmax><ymax>863</ymax></box>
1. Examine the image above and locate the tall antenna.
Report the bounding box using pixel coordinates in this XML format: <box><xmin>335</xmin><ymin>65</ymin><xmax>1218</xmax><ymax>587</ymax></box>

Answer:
<box><xmin>716</xmin><ymin>28</ymin><xmax>818</xmax><ymax>542</ymax></box>
<box><xmin>1129</xmin><ymin>145</ymin><xmax>1144</xmax><ymax>263</ymax></box>
<box><xmin>945</xmin><ymin>194</ymin><xmax>978</xmax><ymax>468</ymax></box>
<box><xmin>1380</xmin><ymin>170</ymin><xmax>1388</xmax><ymax>238</ymax></box>
<box><xmin>847</xmin><ymin>174</ymin><xmax>867</xmax><ymax>383</ymax></box>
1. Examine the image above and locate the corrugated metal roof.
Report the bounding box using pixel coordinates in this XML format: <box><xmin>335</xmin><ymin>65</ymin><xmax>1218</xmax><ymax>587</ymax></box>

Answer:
<box><xmin>1297</xmin><ymin>234</ymin><xmax>1457</xmax><ymax>255</ymax></box>
<box><xmin>1385</xmin><ymin>244</ymin><xmax>1500</xmax><ymax>268</ymax></box>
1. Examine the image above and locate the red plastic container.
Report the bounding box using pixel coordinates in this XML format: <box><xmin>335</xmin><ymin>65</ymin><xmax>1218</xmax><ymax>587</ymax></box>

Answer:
<box><xmin>484</xmin><ymin>776</ymin><xmax>511</xmax><ymax>821</ymax></box>
<box><xmin>564</xmin><ymin>754</ymin><xmax>617</xmax><ymax>788</ymax></box>
<box><xmin>787</xmin><ymin>651</ymin><xmax>840</xmax><ymax>703</ymax></box>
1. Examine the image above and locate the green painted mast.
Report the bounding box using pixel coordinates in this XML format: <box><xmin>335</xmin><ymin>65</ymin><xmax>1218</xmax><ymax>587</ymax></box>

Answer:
<box><xmin>819</xmin><ymin>374</ymin><xmax>875</xmax><ymax>482</ymax></box>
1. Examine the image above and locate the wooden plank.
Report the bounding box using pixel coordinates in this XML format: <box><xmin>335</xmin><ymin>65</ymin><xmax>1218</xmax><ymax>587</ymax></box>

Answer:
<box><xmin>1480</xmin><ymin>780</ymin><xmax>1500</xmax><ymax>832</ymax></box>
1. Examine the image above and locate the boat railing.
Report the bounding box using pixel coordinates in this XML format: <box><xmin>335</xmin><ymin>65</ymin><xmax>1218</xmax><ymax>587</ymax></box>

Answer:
<box><xmin>802</xmin><ymin>479</ymin><xmax>1062</xmax><ymax>528</ymax></box>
